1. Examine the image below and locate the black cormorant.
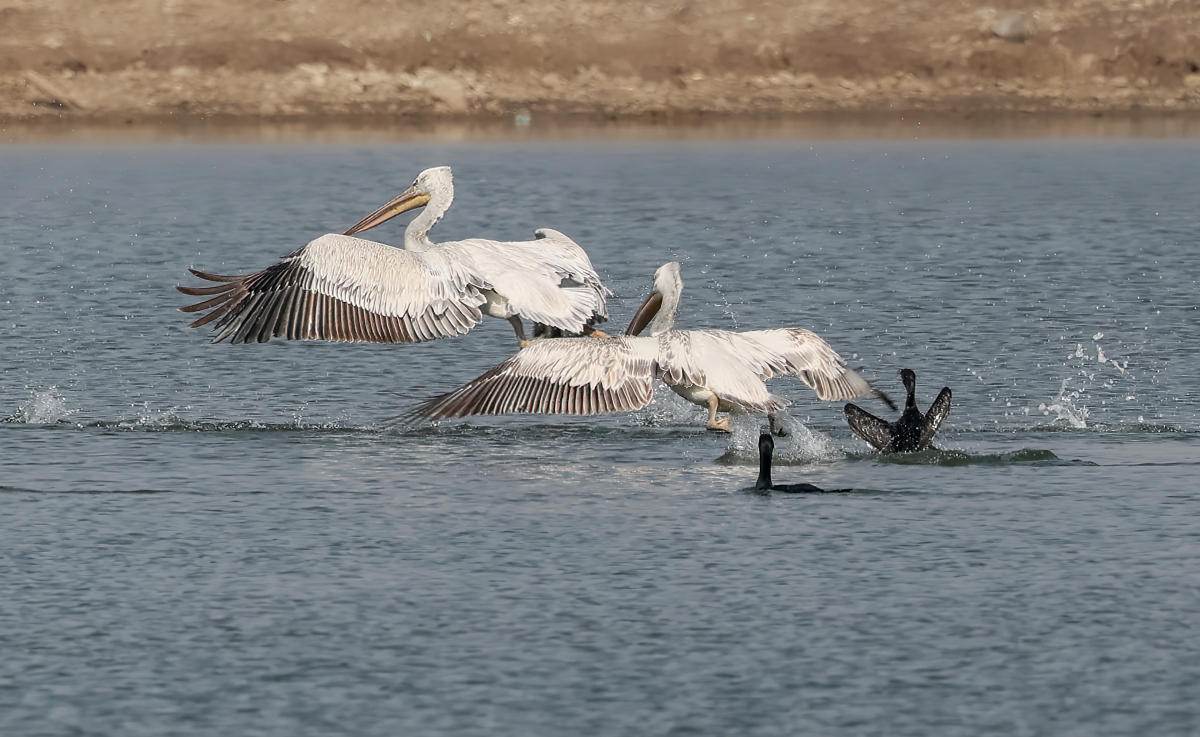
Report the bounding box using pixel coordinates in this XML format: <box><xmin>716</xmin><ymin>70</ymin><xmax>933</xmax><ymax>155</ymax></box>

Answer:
<box><xmin>844</xmin><ymin>368</ymin><xmax>951</xmax><ymax>452</ymax></box>
<box><xmin>755</xmin><ymin>433</ymin><xmax>850</xmax><ymax>493</ymax></box>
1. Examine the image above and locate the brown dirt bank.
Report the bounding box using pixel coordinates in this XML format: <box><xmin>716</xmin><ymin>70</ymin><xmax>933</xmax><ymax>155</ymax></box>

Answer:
<box><xmin>2</xmin><ymin>0</ymin><xmax>1199</xmax><ymax>124</ymax></box>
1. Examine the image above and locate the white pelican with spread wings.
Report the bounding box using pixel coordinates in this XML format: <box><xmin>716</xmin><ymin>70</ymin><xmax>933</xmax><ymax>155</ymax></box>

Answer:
<box><xmin>178</xmin><ymin>166</ymin><xmax>610</xmax><ymax>345</ymax></box>
<box><xmin>411</xmin><ymin>262</ymin><xmax>888</xmax><ymax>432</ymax></box>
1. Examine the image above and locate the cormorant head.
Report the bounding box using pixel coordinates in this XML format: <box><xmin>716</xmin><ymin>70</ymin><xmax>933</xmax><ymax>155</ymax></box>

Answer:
<box><xmin>758</xmin><ymin>432</ymin><xmax>775</xmax><ymax>456</ymax></box>
<box><xmin>898</xmin><ymin>368</ymin><xmax>917</xmax><ymax>394</ymax></box>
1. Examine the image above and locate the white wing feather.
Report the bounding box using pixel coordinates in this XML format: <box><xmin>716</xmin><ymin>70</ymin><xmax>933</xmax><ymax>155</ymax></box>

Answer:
<box><xmin>655</xmin><ymin>330</ymin><xmax>782</xmax><ymax>412</ymax></box>
<box><xmin>182</xmin><ymin>230</ymin><xmax>611</xmax><ymax>343</ymax></box>
<box><xmin>410</xmin><ymin>328</ymin><xmax>870</xmax><ymax>421</ymax></box>
<box><xmin>453</xmin><ymin>229</ymin><xmax>610</xmax><ymax>331</ymax></box>
<box><xmin>411</xmin><ymin>336</ymin><xmax>659</xmax><ymax>419</ymax></box>
<box><xmin>733</xmin><ymin>328</ymin><xmax>874</xmax><ymax>400</ymax></box>
<box><xmin>655</xmin><ymin>327</ymin><xmax>872</xmax><ymax>409</ymax></box>
<box><xmin>299</xmin><ymin>234</ymin><xmax>487</xmax><ymax>321</ymax></box>
<box><xmin>181</xmin><ymin>233</ymin><xmax>489</xmax><ymax>344</ymax></box>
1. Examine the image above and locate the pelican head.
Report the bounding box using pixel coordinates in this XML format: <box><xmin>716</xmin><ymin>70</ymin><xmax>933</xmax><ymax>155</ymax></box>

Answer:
<box><xmin>625</xmin><ymin>262</ymin><xmax>683</xmax><ymax>337</ymax></box>
<box><xmin>344</xmin><ymin>166</ymin><xmax>454</xmax><ymax>236</ymax></box>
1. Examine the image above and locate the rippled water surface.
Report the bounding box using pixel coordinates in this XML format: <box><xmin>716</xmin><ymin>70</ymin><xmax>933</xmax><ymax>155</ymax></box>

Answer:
<box><xmin>3</xmin><ymin>140</ymin><xmax>1199</xmax><ymax>736</ymax></box>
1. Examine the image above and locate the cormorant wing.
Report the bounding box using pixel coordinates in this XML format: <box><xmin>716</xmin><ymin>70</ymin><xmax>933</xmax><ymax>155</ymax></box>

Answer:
<box><xmin>844</xmin><ymin>403</ymin><xmax>893</xmax><ymax>451</ymax></box>
<box><xmin>919</xmin><ymin>387</ymin><xmax>953</xmax><ymax>450</ymax></box>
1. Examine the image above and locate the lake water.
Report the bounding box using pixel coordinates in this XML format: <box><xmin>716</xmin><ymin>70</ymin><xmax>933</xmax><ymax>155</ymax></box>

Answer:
<box><xmin>2</xmin><ymin>139</ymin><xmax>1199</xmax><ymax>736</ymax></box>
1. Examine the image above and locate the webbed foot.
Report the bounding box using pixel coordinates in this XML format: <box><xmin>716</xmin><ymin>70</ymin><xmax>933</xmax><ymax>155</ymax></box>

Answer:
<box><xmin>706</xmin><ymin>417</ymin><xmax>732</xmax><ymax>433</ymax></box>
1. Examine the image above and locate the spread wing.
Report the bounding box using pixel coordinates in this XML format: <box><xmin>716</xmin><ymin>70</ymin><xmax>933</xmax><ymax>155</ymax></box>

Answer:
<box><xmin>532</xmin><ymin>228</ymin><xmax>612</xmax><ymax>313</ymax></box>
<box><xmin>653</xmin><ymin>328</ymin><xmax>874</xmax><ymax>412</ymax></box>
<box><xmin>919</xmin><ymin>387</ymin><xmax>952</xmax><ymax>450</ymax></box>
<box><xmin>410</xmin><ymin>336</ymin><xmax>659</xmax><ymax>420</ymax></box>
<box><xmin>466</xmin><ymin>230</ymin><xmax>610</xmax><ymax>332</ymax></box>
<box><xmin>844</xmin><ymin>404</ymin><xmax>893</xmax><ymax>451</ymax></box>
<box><xmin>177</xmin><ymin>234</ymin><xmax>488</xmax><ymax>344</ymax></box>
<box><xmin>734</xmin><ymin>328</ymin><xmax>876</xmax><ymax>401</ymax></box>
<box><xmin>655</xmin><ymin>330</ymin><xmax>787</xmax><ymax>412</ymax></box>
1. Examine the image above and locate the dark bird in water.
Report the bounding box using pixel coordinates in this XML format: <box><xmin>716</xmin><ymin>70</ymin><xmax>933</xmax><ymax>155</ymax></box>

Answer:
<box><xmin>843</xmin><ymin>368</ymin><xmax>951</xmax><ymax>452</ymax></box>
<box><xmin>755</xmin><ymin>433</ymin><xmax>850</xmax><ymax>493</ymax></box>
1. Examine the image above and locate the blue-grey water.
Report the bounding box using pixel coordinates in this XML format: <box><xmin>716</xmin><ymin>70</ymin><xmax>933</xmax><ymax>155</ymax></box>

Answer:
<box><xmin>3</xmin><ymin>139</ymin><xmax>1199</xmax><ymax>736</ymax></box>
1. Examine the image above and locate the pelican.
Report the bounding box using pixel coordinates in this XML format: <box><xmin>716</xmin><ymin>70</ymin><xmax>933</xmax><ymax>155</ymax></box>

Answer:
<box><xmin>410</xmin><ymin>262</ymin><xmax>880</xmax><ymax>432</ymax></box>
<box><xmin>844</xmin><ymin>368</ymin><xmax>951</xmax><ymax>452</ymax></box>
<box><xmin>177</xmin><ymin>166</ymin><xmax>610</xmax><ymax>345</ymax></box>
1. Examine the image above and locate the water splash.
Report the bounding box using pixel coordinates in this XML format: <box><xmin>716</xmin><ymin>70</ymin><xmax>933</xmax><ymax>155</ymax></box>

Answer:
<box><xmin>634</xmin><ymin>390</ymin><xmax>701</xmax><ymax>426</ymax></box>
<box><xmin>704</xmin><ymin>276</ymin><xmax>741</xmax><ymax>330</ymax></box>
<box><xmin>1039</xmin><ymin>378</ymin><xmax>1089</xmax><ymax>428</ymax></box>
<box><xmin>85</xmin><ymin>418</ymin><xmax>361</xmax><ymax>433</ymax></box>
<box><xmin>721</xmin><ymin>412</ymin><xmax>843</xmax><ymax>464</ymax></box>
<box><xmin>1018</xmin><ymin>331</ymin><xmax>1151</xmax><ymax>428</ymax></box>
<box><xmin>7</xmin><ymin>388</ymin><xmax>76</xmax><ymax>425</ymax></box>
<box><xmin>116</xmin><ymin>401</ymin><xmax>192</xmax><ymax>429</ymax></box>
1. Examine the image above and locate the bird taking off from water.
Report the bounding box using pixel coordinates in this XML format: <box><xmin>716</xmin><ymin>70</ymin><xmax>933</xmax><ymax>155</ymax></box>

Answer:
<box><xmin>844</xmin><ymin>368</ymin><xmax>951</xmax><ymax>452</ymax></box>
<box><xmin>177</xmin><ymin>166</ymin><xmax>609</xmax><ymax>345</ymax></box>
<box><xmin>409</xmin><ymin>262</ymin><xmax>880</xmax><ymax>432</ymax></box>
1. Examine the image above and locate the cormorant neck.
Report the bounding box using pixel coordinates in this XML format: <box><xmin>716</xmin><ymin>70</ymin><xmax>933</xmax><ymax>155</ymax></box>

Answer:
<box><xmin>902</xmin><ymin>372</ymin><xmax>918</xmax><ymax>411</ymax></box>
<box><xmin>756</xmin><ymin>436</ymin><xmax>773</xmax><ymax>490</ymax></box>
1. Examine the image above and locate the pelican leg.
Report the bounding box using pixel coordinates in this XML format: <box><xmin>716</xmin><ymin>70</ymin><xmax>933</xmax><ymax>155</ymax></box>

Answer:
<box><xmin>768</xmin><ymin>412</ymin><xmax>790</xmax><ymax>437</ymax></box>
<box><xmin>508</xmin><ymin>316</ymin><xmax>531</xmax><ymax>346</ymax></box>
<box><xmin>705</xmin><ymin>395</ymin><xmax>731</xmax><ymax>433</ymax></box>
<box><xmin>583</xmin><ymin>325</ymin><xmax>611</xmax><ymax>339</ymax></box>
<box><xmin>532</xmin><ymin>323</ymin><xmax>565</xmax><ymax>340</ymax></box>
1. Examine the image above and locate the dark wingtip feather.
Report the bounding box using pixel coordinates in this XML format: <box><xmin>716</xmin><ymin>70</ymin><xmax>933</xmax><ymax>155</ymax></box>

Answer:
<box><xmin>177</xmin><ymin>282</ymin><xmax>236</xmax><ymax>297</ymax></box>
<box><xmin>875</xmin><ymin>389</ymin><xmax>898</xmax><ymax>412</ymax></box>
<box><xmin>850</xmin><ymin>366</ymin><xmax>898</xmax><ymax>411</ymax></box>
<box><xmin>187</xmin><ymin>268</ymin><xmax>242</xmax><ymax>282</ymax></box>
<box><xmin>180</xmin><ymin>292</ymin><xmax>235</xmax><ymax>314</ymax></box>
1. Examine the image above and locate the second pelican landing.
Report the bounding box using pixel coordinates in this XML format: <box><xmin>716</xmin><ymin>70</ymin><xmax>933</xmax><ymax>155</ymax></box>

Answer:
<box><xmin>409</xmin><ymin>262</ymin><xmax>888</xmax><ymax>433</ymax></box>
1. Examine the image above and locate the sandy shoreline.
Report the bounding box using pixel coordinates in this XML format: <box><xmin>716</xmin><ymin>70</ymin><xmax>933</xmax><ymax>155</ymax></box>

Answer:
<box><xmin>6</xmin><ymin>110</ymin><xmax>1200</xmax><ymax>144</ymax></box>
<box><xmin>3</xmin><ymin>0</ymin><xmax>1199</xmax><ymax>129</ymax></box>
